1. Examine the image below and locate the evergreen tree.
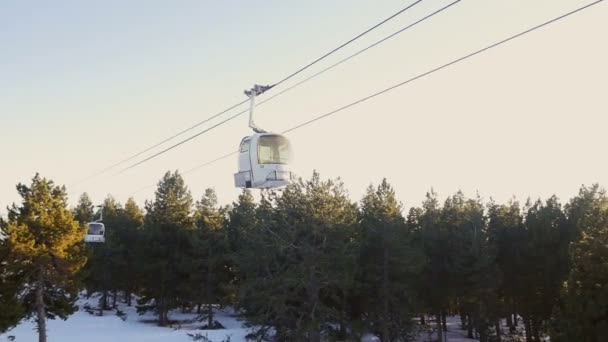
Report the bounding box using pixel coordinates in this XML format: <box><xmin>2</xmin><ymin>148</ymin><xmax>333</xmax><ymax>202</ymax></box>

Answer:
<box><xmin>73</xmin><ymin>192</ymin><xmax>94</xmax><ymax>225</ymax></box>
<box><xmin>517</xmin><ymin>196</ymin><xmax>568</xmax><ymax>341</ymax></box>
<box><xmin>136</xmin><ymin>171</ymin><xmax>195</xmax><ymax>326</ymax></box>
<box><xmin>487</xmin><ymin>199</ymin><xmax>525</xmax><ymax>335</ymax></box>
<box><xmin>0</xmin><ymin>218</ymin><xmax>24</xmax><ymax>333</ymax></box>
<box><xmin>552</xmin><ymin>185</ymin><xmax>608</xmax><ymax>341</ymax></box>
<box><xmin>84</xmin><ymin>196</ymin><xmax>122</xmax><ymax>312</ymax></box>
<box><xmin>407</xmin><ymin>190</ymin><xmax>450</xmax><ymax>341</ymax></box>
<box><xmin>5</xmin><ymin>174</ymin><xmax>87</xmax><ymax>342</ymax></box>
<box><xmin>118</xmin><ymin>198</ymin><xmax>144</xmax><ymax>306</ymax></box>
<box><xmin>227</xmin><ymin>190</ymin><xmax>257</xmax><ymax>257</ymax></box>
<box><xmin>191</xmin><ymin>188</ymin><xmax>230</xmax><ymax>327</ymax></box>
<box><xmin>444</xmin><ymin>193</ymin><xmax>496</xmax><ymax>342</ymax></box>
<box><xmin>225</xmin><ymin>190</ymin><xmax>257</xmax><ymax>304</ymax></box>
<box><xmin>239</xmin><ymin>172</ymin><xmax>359</xmax><ymax>341</ymax></box>
<box><xmin>357</xmin><ymin>179</ymin><xmax>422</xmax><ymax>341</ymax></box>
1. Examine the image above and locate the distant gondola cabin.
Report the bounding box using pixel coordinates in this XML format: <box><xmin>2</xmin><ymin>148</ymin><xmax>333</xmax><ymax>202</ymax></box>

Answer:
<box><xmin>84</xmin><ymin>222</ymin><xmax>105</xmax><ymax>243</ymax></box>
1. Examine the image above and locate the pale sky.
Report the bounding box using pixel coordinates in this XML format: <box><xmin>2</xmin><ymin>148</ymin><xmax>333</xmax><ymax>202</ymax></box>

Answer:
<box><xmin>1</xmin><ymin>0</ymin><xmax>606</xmax><ymax>215</ymax></box>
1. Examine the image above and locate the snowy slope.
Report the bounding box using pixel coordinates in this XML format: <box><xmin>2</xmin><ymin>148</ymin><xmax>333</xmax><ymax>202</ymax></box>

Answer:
<box><xmin>1</xmin><ymin>297</ymin><xmax>251</xmax><ymax>342</ymax></box>
<box><xmin>2</xmin><ymin>296</ymin><xmax>495</xmax><ymax>342</ymax></box>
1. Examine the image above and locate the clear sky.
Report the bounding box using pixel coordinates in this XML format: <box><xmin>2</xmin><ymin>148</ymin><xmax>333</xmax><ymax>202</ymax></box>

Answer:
<box><xmin>1</xmin><ymin>0</ymin><xmax>606</xmax><ymax>215</ymax></box>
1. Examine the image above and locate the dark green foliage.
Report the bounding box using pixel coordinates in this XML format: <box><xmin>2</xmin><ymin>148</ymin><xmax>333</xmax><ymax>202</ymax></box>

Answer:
<box><xmin>444</xmin><ymin>194</ymin><xmax>497</xmax><ymax>342</ymax></box>
<box><xmin>487</xmin><ymin>199</ymin><xmax>525</xmax><ymax>335</ymax></box>
<box><xmin>225</xmin><ymin>190</ymin><xmax>257</xmax><ymax>304</ymax></box>
<box><xmin>407</xmin><ymin>190</ymin><xmax>449</xmax><ymax>339</ymax></box>
<box><xmin>0</xmin><ymin>219</ymin><xmax>24</xmax><ymax>333</ymax></box>
<box><xmin>357</xmin><ymin>179</ymin><xmax>423</xmax><ymax>341</ymax></box>
<box><xmin>514</xmin><ymin>197</ymin><xmax>569</xmax><ymax>340</ymax></box>
<box><xmin>238</xmin><ymin>172</ymin><xmax>359</xmax><ymax>341</ymax></box>
<box><xmin>191</xmin><ymin>188</ymin><xmax>231</xmax><ymax>326</ymax></box>
<box><xmin>552</xmin><ymin>185</ymin><xmax>608</xmax><ymax>342</ymax></box>
<box><xmin>83</xmin><ymin>196</ymin><xmax>120</xmax><ymax>310</ymax></box>
<box><xmin>73</xmin><ymin>193</ymin><xmax>94</xmax><ymax>225</ymax></box>
<box><xmin>83</xmin><ymin>196</ymin><xmax>145</xmax><ymax>310</ymax></box>
<box><xmin>136</xmin><ymin>171</ymin><xmax>195</xmax><ymax>326</ymax></box>
<box><xmin>6</xmin><ymin>169</ymin><xmax>606</xmax><ymax>342</ymax></box>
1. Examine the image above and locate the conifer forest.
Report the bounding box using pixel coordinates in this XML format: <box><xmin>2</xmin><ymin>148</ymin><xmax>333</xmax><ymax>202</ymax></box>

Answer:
<box><xmin>1</xmin><ymin>171</ymin><xmax>607</xmax><ymax>341</ymax></box>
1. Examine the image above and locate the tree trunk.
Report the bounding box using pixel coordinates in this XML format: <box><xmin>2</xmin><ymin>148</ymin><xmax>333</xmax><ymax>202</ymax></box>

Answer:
<box><xmin>158</xmin><ymin>297</ymin><xmax>167</xmax><ymax>326</ymax></box>
<box><xmin>382</xmin><ymin>248</ymin><xmax>390</xmax><ymax>342</ymax></box>
<box><xmin>309</xmin><ymin>330</ymin><xmax>321</xmax><ymax>342</ymax></box>
<box><xmin>160</xmin><ymin>310</ymin><xmax>165</xmax><ymax>326</ymax></box>
<box><xmin>112</xmin><ymin>289</ymin><xmax>117</xmax><ymax>308</ymax></box>
<box><xmin>207</xmin><ymin>243</ymin><xmax>214</xmax><ymax>328</ymax></box>
<box><xmin>513</xmin><ymin>313</ymin><xmax>518</xmax><ymax>327</ymax></box>
<box><xmin>126</xmin><ymin>292</ymin><xmax>132</xmax><ymax>307</ymax></box>
<box><xmin>436</xmin><ymin>314</ymin><xmax>444</xmax><ymax>342</ymax></box>
<box><xmin>460</xmin><ymin>314</ymin><xmax>467</xmax><ymax>330</ymax></box>
<box><xmin>307</xmin><ymin>265</ymin><xmax>321</xmax><ymax>342</ymax></box>
<box><xmin>479</xmin><ymin>326</ymin><xmax>488</xmax><ymax>342</ymax></box>
<box><xmin>531</xmin><ymin>319</ymin><xmax>541</xmax><ymax>342</ymax></box>
<box><xmin>523</xmin><ymin>317</ymin><xmax>532</xmax><ymax>342</ymax></box>
<box><xmin>506</xmin><ymin>314</ymin><xmax>514</xmax><ymax>333</ymax></box>
<box><xmin>442</xmin><ymin>311</ymin><xmax>447</xmax><ymax>332</ymax></box>
<box><xmin>207</xmin><ymin>303</ymin><xmax>213</xmax><ymax>327</ymax></box>
<box><xmin>467</xmin><ymin>315</ymin><xmax>474</xmax><ymax>338</ymax></box>
<box><xmin>99</xmin><ymin>289</ymin><xmax>107</xmax><ymax>316</ymax></box>
<box><xmin>420</xmin><ymin>314</ymin><xmax>426</xmax><ymax>325</ymax></box>
<box><xmin>495</xmin><ymin>320</ymin><xmax>502</xmax><ymax>342</ymax></box>
<box><xmin>36</xmin><ymin>267</ymin><xmax>47</xmax><ymax>342</ymax></box>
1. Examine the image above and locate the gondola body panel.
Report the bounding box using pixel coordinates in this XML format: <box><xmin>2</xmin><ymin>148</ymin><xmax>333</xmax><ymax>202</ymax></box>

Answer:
<box><xmin>234</xmin><ymin>133</ymin><xmax>294</xmax><ymax>189</ymax></box>
<box><xmin>84</xmin><ymin>222</ymin><xmax>105</xmax><ymax>243</ymax></box>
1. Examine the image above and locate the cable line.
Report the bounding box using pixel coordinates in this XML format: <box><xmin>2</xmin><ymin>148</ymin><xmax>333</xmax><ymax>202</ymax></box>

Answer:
<box><xmin>116</xmin><ymin>109</ymin><xmax>249</xmax><ymax>175</ymax></box>
<box><xmin>121</xmin><ymin>0</ymin><xmax>460</xmax><ymax>173</ymax></box>
<box><xmin>272</xmin><ymin>0</ymin><xmax>423</xmax><ymax>87</ymax></box>
<box><xmin>260</xmin><ymin>0</ymin><xmax>462</xmax><ymax>111</ymax></box>
<box><xmin>72</xmin><ymin>99</ymin><xmax>249</xmax><ymax>186</ymax></box>
<box><xmin>175</xmin><ymin>0</ymin><xmax>603</xmax><ymax>182</ymax></box>
<box><xmin>73</xmin><ymin>0</ymin><xmax>423</xmax><ymax>185</ymax></box>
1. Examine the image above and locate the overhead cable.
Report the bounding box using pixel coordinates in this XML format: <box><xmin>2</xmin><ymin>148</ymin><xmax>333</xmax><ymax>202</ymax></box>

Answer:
<box><xmin>74</xmin><ymin>0</ymin><xmax>424</xmax><ymax>185</ymax></box>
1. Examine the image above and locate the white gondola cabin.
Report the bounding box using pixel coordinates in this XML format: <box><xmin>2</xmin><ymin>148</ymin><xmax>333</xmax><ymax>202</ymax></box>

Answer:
<box><xmin>234</xmin><ymin>84</ymin><xmax>295</xmax><ymax>189</ymax></box>
<box><xmin>85</xmin><ymin>222</ymin><xmax>105</xmax><ymax>243</ymax></box>
<box><xmin>234</xmin><ymin>132</ymin><xmax>294</xmax><ymax>189</ymax></box>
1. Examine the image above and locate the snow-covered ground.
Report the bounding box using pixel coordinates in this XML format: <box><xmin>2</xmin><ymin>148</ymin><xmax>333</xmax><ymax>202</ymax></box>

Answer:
<box><xmin>2</xmin><ymin>296</ymin><xmax>525</xmax><ymax>342</ymax></box>
<box><xmin>415</xmin><ymin>316</ymin><xmax>479</xmax><ymax>342</ymax></box>
<box><xmin>1</xmin><ymin>296</ymin><xmax>250</xmax><ymax>342</ymax></box>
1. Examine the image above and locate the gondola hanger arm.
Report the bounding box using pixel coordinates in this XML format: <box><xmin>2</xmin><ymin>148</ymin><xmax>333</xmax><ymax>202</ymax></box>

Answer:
<box><xmin>245</xmin><ymin>84</ymin><xmax>273</xmax><ymax>133</ymax></box>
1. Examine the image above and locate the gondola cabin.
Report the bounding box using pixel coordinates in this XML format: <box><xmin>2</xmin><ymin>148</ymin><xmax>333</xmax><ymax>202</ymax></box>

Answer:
<box><xmin>234</xmin><ymin>133</ymin><xmax>294</xmax><ymax>189</ymax></box>
<box><xmin>84</xmin><ymin>222</ymin><xmax>105</xmax><ymax>243</ymax></box>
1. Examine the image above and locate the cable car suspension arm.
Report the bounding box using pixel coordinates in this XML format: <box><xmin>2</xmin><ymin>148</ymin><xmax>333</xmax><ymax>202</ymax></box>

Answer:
<box><xmin>245</xmin><ymin>84</ymin><xmax>272</xmax><ymax>133</ymax></box>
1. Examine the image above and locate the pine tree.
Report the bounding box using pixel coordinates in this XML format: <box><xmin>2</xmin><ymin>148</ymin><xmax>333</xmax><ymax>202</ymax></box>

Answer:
<box><xmin>136</xmin><ymin>171</ymin><xmax>195</xmax><ymax>326</ymax></box>
<box><xmin>73</xmin><ymin>193</ymin><xmax>94</xmax><ymax>225</ymax></box>
<box><xmin>407</xmin><ymin>190</ymin><xmax>450</xmax><ymax>341</ymax></box>
<box><xmin>225</xmin><ymin>190</ymin><xmax>257</xmax><ymax>304</ymax></box>
<box><xmin>119</xmin><ymin>198</ymin><xmax>144</xmax><ymax>306</ymax></box>
<box><xmin>191</xmin><ymin>188</ymin><xmax>230</xmax><ymax>327</ymax></box>
<box><xmin>227</xmin><ymin>190</ymin><xmax>257</xmax><ymax>257</ymax></box>
<box><xmin>238</xmin><ymin>172</ymin><xmax>359</xmax><ymax>341</ymax></box>
<box><xmin>487</xmin><ymin>199</ymin><xmax>525</xmax><ymax>335</ymax></box>
<box><xmin>86</xmin><ymin>196</ymin><xmax>122</xmax><ymax>312</ymax></box>
<box><xmin>5</xmin><ymin>174</ymin><xmax>87</xmax><ymax>342</ymax></box>
<box><xmin>357</xmin><ymin>179</ymin><xmax>423</xmax><ymax>341</ymax></box>
<box><xmin>552</xmin><ymin>185</ymin><xmax>608</xmax><ymax>342</ymax></box>
<box><xmin>444</xmin><ymin>193</ymin><xmax>496</xmax><ymax>342</ymax></box>
<box><xmin>0</xmin><ymin>218</ymin><xmax>24</xmax><ymax>333</ymax></box>
<box><xmin>517</xmin><ymin>196</ymin><xmax>568</xmax><ymax>341</ymax></box>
